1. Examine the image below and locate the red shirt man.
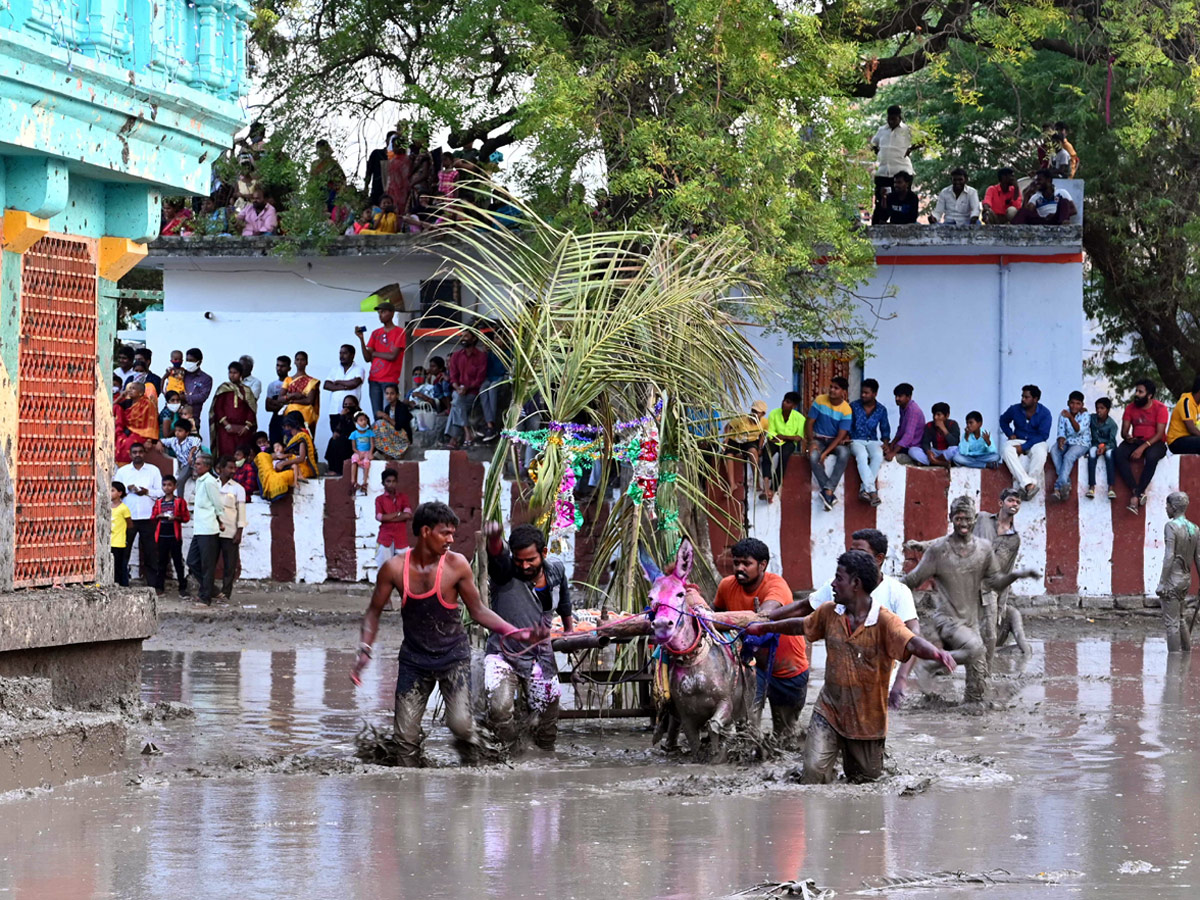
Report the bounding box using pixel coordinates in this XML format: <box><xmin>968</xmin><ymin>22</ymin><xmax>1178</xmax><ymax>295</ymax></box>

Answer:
<box><xmin>357</xmin><ymin>300</ymin><xmax>407</xmax><ymax>416</ymax></box>
<box><xmin>1116</xmin><ymin>379</ymin><xmax>1171</xmax><ymax>508</ymax></box>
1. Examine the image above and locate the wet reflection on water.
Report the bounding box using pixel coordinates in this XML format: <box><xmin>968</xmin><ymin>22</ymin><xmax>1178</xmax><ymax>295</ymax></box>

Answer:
<box><xmin>2</xmin><ymin>638</ymin><xmax>1200</xmax><ymax>898</ymax></box>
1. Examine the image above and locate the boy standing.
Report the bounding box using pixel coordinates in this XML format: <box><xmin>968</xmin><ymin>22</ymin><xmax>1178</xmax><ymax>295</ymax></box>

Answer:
<box><xmin>111</xmin><ymin>482</ymin><xmax>133</xmax><ymax>587</ymax></box>
<box><xmin>1050</xmin><ymin>390</ymin><xmax>1091</xmax><ymax>501</ymax></box>
<box><xmin>374</xmin><ymin>468</ymin><xmax>413</xmax><ymax>569</ymax></box>
<box><xmin>1087</xmin><ymin>397</ymin><xmax>1119</xmax><ymax>499</ymax></box>
<box><xmin>152</xmin><ymin>475</ymin><xmax>191</xmax><ymax>596</ymax></box>
<box><xmin>162</xmin><ymin>419</ymin><xmax>202</xmax><ymax>499</ymax></box>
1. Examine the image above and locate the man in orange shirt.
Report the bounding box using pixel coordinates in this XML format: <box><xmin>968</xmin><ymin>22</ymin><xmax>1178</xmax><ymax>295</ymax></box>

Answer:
<box><xmin>713</xmin><ymin>538</ymin><xmax>807</xmax><ymax>741</ymax></box>
<box><xmin>749</xmin><ymin>550</ymin><xmax>954</xmax><ymax>783</ymax></box>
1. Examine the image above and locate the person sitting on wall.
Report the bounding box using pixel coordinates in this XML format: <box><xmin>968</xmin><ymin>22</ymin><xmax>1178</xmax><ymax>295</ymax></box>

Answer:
<box><xmin>256</xmin><ymin>411</ymin><xmax>318</xmax><ymax>501</ymax></box>
<box><xmin>368</xmin><ymin>195</ymin><xmax>402</xmax><ymax>234</ymax></box>
<box><xmin>1049</xmin><ymin>390</ymin><xmax>1091</xmax><ymax>501</ymax></box>
<box><xmin>807</xmin><ymin>377</ymin><xmax>853</xmax><ymax>511</ymax></box>
<box><xmin>760</xmin><ymin>392</ymin><xmax>806</xmax><ymax>504</ymax></box>
<box><xmin>1087</xmin><ymin>396</ymin><xmax>1118</xmax><ymax>500</ymax></box>
<box><xmin>953</xmin><ymin>411</ymin><xmax>1000</xmax><ymax>468</ymax></box>
<box><xmin>1167</xmin><ymin>374</ymin><xmax>1200</xmax><ymax>456</ymax></box>
<box><xmin>237</xmin><ymin>188</ymin><xmax>279</xmax><ymax>236</ymax></box>
<box><xmin>884</xmin><ymin>382</ymin><xmax>924</xmax><ymax>463</ymax></box>
<box><xmin>875</xmin><ymin>171</ymin><xmax>921</xmax><ymax>224</ymax></box>
<box><xmin>999</xmin><ymin>384</ymin><xmax>1052</xmax><ymax>501</ymax></box>
<box><xmin>908</xmin><ymin>401</ymin><xmax>960</xmax><ymax>467</ymax></box>
<box><xmin>1114</xmin><ymin>378</ymin><xmax>1170</xmax><ymax>515</ymax></box>
<box><xmin>1013</xmin><ymin>169</ymin><xmax>1076</xmax><ymax>225</ymax></box>
<box><xmin>927</xmin><ymin>168</ymin><xmax>980</xmax><ymax>225</ymax></box>
<box><xmin>849</xmin><ymin>379</ymin><xmax>890</xmax><ymax>506</ymax></box>
<box><xmin>982</xmin><ymin>167</ymin><xmax>1023</xmax><ymax>224</ymax></box>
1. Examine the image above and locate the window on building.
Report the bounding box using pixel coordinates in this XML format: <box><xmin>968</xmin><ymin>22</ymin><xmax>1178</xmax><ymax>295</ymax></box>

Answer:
<box><xmin>793</xmin><ymin>342</ymin><xmax>863</xmax><ymax>412</ymax></box>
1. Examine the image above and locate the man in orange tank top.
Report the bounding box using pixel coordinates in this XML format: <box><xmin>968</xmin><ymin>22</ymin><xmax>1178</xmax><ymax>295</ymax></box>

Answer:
<box><xmin>353</xmin><ymin>501</ymin><xmax>546</xmax><ymax>765</ymax></box>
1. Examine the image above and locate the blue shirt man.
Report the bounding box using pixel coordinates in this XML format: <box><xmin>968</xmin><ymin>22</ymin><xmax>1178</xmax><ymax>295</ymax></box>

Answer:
<box><xmin>999</xmin><ymin>385</ymin><xmax>1052</xmax><ymax>501</ymax></box>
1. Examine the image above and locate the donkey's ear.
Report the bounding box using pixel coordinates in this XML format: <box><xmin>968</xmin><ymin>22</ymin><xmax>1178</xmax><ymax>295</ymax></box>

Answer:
<box><xmin>675</xmin><ymin>541</ymin><xmax>694</xmax><ymax>582</ymax></box>
<box><xmin>638</xmin><ymin>545</ymin><xmax>663</xmax><ymax>583</ymax></box>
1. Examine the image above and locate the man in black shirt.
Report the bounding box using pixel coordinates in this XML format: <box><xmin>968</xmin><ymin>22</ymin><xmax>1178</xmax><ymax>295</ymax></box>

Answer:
<box><xmin>483</xmin><ymin>521</ymin><xmax>574</xmax><ymax>750</ymax></box>
<box><xmin>877</xmin><ymin>171</ymin><xmax>920</xmax><ymax>224</ymax></box>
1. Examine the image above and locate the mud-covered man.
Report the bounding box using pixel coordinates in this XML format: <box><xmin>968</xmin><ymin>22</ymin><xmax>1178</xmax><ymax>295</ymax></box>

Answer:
<box><xmin>1156</xmin><ymin>491</ymin><xmax>1200</xmax><ymax>652</ymax></box>
<box><xmin>483</xmin><ymin>521</ymin><xmax>573</xmax><ymax>751</ymax></box>
<box><xmin>973</xmin><ymin>487</ymin><xmax>1033</xmax><ymax>661</ymax></box>
<box><xmin>747</xmin><ymin>550</ymin><xmax>955</xmax><ymax>784</ymax></box>
<box><xmin>352</xmin><ymin>502</ymin><xmax>545</xmax><ymax>766</ymax></box>
<box><xmin>903</xmin><ymin>495</ymin><xmax>1039</xmax><ymax>703</ymax></box>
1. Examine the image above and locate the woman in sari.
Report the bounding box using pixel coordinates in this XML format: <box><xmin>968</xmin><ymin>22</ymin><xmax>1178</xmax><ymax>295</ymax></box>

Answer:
<box><xmin>123</xmin><ymin>381</ymin><xmax>160</xmax><ymax>443</ymax></box>
<box><xmin>373</xmin><ymin>383</ymin><xmax>410</xmax><ymax>459</ymax></box>
<box><xmin>160</xmin><ymin>199</ymin><xmax>194</xmax><ymax>236</ymax></box>
<box><xmin>256</xmin><ymin>412</ymin><xmax>319</xmax><ymax>501</ymax></box>
<box><xmin>282</xmin><ymin>350</ymin><xmax>320</xmax><ymax>431</ymax></box>
<box><xmin>386</xmin><ymin>138</ymin><xmax>413</xmax><ymax>214</ymax></box>
<box><xmin>209</xmin><ymin>361</ymin><xmax>258</xmax><ymax>457</ymax></box>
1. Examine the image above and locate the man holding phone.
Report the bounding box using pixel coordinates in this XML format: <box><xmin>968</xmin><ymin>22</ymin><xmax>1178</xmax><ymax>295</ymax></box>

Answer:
<box><xmin>356</xmin><ymin>299</ymin><xmax>407</xmax><ymax>417</ymax></box>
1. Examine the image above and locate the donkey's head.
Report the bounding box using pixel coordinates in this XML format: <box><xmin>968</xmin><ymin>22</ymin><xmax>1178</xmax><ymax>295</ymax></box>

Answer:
<box><xmin>641</xmin><ymin>541</ymin><xmax>695</xmax><ymax>646</ymax></box>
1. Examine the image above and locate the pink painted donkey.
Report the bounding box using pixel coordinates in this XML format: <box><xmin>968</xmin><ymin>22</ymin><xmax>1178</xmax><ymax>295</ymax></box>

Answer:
<box><xmin>642</xmin><ymin>541</ymin><xmax>756</xmax><ymax>760</ymax></box>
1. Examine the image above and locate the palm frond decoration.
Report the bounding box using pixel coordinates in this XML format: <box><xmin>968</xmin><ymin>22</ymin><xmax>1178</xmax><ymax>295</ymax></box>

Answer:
<box><xmin>427</xmin><ymin>189</ymin><xmax>769</xmax><ymax>609</ymax></box>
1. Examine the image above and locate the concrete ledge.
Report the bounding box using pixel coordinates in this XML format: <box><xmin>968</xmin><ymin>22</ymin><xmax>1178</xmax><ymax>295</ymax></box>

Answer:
<box><xmin>146</xmin><ymin>232</ymin><xmax>438</xmax><ymax>261</ymax></box>
<box><xmin>869</xmin><ymin>224</ymin><xmax>1082</xmax><ymax>249</ymax></box>
<box><xmin>0</xmin><ymin>586</ymin><xmax>156</xmax><ymax>653</ymax></box>
<box><xmin>0</xmin><ymin>712</ymin><xmax>126</xmax><ymax>793</ymax></box>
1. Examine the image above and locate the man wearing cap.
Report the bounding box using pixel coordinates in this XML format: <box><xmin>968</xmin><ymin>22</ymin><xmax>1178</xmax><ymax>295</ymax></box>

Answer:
<box><xmin>356</xmin><ymin>298</ymin><xmax>407</xmax><ymax>418</ymax></box>
<box><xmin>723</xmin><ymin>401</ymin><xmax>768</xmax><ymax>500</ymax></box>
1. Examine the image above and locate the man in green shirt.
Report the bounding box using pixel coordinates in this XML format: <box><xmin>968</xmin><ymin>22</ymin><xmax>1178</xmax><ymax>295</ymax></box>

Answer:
<box><xmin>761</xmin><ymin>391</ymin><xmax>806</xmax><ymax>504</ymax></box>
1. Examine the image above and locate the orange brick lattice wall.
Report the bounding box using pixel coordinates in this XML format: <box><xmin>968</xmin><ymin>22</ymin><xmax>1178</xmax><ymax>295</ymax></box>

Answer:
<box><xmin>14</xmin><ymin>237</ymin><xmax>98</xmax><ymax>586</ymax></box>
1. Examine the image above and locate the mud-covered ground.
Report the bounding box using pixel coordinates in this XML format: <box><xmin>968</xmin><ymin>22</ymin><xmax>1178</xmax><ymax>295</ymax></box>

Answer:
<box><xmin>2</xmin><ymin>592</ymin><xmax>1196</xmax><ymax>898</ymax></box>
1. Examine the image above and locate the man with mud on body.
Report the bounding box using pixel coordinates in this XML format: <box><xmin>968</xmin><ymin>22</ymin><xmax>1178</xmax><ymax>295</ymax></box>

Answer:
<box><xmin>903</xmin><ymin>495</ymin><xmax>1039</xmax><ymax>703</ymax></box>
<box><xmin>973</xmin><ymin>488</ymin><xmax>1033</xmax><ymax>662</ymax></box>
<box><xmin>747</xmin><ymin>550</ymin><xmax>955</xmax><ymax>784</ymax></box>
<box><xmin>352</xmin><ymin>502</ymin><xmax>546</xmax><ymax>766</ymax></box>
<box><xmin>1156</xmin><ymin>492</ymin><xmax>1200</xmax><ymax>652</ymax></box>
<box><xmin>482</xmin><ymin>521</ymin><xmax>573</xmax><ymax>751</ymax></box>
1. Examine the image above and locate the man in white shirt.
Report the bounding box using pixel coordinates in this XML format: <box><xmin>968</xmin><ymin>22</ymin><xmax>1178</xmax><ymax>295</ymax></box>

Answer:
<box><xmin>322</xmin><ymin>343</ymin><xmax>367</xmax><ymax>434</ymax></box>
<box><xmin>215</xmin><ymin>456</ymin><xmax>249</xmax><ymax>602</ymax></box>
<box><xmin>187</xmin><ymin>454</ymin><xmax>224</xmax><ymax>605</ymax></box>
<box><xmin>929</xmin><ymin>168</ymin><xmax>981</xmax><ymax>225</ymax></box>
<box><xmin>770</xmin><ymin>528</ymin><xmax>922</xmax><ymax>708</ymax></box>
<box><xmin>239</xmin><ymin>355</ymin><xmax>263</xmax><ymax>405</ymax></box>
<box><xmin>870</xmin><ymin>105</ymin><xmax>921</xmax><ymax>224</ymax></box>
<box><xmin>115</xmin><ymin>443</ymin><xmax>163</xmax><ymax>588</ymax></box>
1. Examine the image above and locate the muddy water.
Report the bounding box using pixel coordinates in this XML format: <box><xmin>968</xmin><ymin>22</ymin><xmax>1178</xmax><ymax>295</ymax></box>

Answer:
<box><xmin>3</xmin><ymin>638</ymin><xmax>1200</xmax><ymax>898</ymax></box>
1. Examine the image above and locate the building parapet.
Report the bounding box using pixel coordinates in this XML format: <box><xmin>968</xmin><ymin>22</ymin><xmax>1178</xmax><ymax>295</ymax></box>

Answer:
<box><xmin>868</xmin><ymin>223</ymin><xmax>1082</xmax><ymax>251</ymax></box>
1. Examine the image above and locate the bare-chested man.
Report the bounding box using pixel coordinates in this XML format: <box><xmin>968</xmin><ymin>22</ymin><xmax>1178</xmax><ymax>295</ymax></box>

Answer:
<box><xmin>973</xmin><ymin>487</ymin><xmax>1033</xmax><ymax>661</ymax></box>
<box><xmin>1156</xmin><ymin>492</ymin><xmax>1200</xmax><ymax>653</ymax></box>
<box><xmin>903</xmin><ymin>495</ymin><xmax>1039</xmax><ymax>703</ymax></box>
<box><xmin>352</xmin><ymin>501</ymin><xmax>544</xmax><ymax>766</ymax></box>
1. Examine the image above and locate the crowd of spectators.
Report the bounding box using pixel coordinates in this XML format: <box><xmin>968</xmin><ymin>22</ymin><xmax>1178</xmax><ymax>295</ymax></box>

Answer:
<box><xmin>158</xmin><ymin>122</ymin><xmax>510</xmax><ymax>239</ymax></box>
<box><xmin>869</xmin><ymin>106</ymin><xmax>1080</xmax><ymax>227</ymax></box>
<box><xmin>726</xmin><ymin>374</ymin><xmax>1200</xmax><ymax>516</ymax></box>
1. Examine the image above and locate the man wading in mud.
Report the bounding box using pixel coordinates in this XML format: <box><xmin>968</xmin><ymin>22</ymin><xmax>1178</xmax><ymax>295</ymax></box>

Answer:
<box><xmin>1156</xmin><ymin>491</ymin><xmax>1200</xmax><ymax>652</ymax></box>
<box><xmin>352</xmin><ymin>501</ymin><xmax>546</xmax><ymax>766</ymax></box>
<box><xmin>903</xmin><ymin>496</ymin><xmax>1039</xmax><ymax>703</ymax></box>
<box><xmin>747</xmin><ymin>550</ymin><xmax>955</xmax><ymax>783</ymax></box>
<box><xmin>973</xmin><ymin>488</ymin><xmax>1032</xmax><ymax>662</ymax></box>
<box><xmin>482</xmin><ymin>521</ymin><xmax>573</xmax><ymax>751</ymax></box>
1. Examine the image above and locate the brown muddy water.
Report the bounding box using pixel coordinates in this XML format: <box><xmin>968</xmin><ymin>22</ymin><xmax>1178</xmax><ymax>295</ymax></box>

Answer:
<box><xmin>3</xmin><ymin>634</ymin><xmax>1200</xmax><ymax>898</ymax></box>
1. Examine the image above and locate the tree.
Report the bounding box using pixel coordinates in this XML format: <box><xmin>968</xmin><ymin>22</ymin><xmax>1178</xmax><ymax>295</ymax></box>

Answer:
<box><xmin>250</xmin><ymin>0</ymin><xmax>876</xmax><ymax>331</ymax></box>
<box><xmin>873</xmin><ymin>39</ymin><xmax>1200</xmax><ymax>397</ymax></box>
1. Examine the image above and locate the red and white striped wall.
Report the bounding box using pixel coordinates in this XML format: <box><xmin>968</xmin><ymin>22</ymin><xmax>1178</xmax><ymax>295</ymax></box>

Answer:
<box><xmin>710</xmin><ymin>453</ymin><xmax>1200</xmax><ymax>598</ymax></box>
<box><xmin>155</xmin><ymin>449</ymin><xmax>1200</xmax><ymax>598</ymax></box>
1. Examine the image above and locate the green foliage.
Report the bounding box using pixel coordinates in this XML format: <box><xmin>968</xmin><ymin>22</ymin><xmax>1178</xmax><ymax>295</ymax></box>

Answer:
<box><xmin>249</xmin><ymin>0</ymin><xmax>877</xmax><ymax>335</ymax></box>
<box><xmin>872</xmin><ymin>38</ymin><xmax>1200</xmax><ymax>396</ymax></box>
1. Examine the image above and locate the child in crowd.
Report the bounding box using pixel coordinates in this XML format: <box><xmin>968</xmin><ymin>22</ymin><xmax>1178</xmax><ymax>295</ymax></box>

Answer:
<box><xmin>111</xmin><ymin>481</ymin><xmax>132</xmax><ymax>587</ymax></box>
<box><xmin>162</xmin><ymin>419</ymin><xmax>202</xmax><ymax>498</ymax></box>
<box><xmin>232</xmin><ymin>446</ymin><xmax>260</xmax><ymax>499</ymax></box>
<box><xmin>160</xmin><ymin>390</ymin><xmax>182</xmax><ymax>439</ymax></box>
<box><xmin>164</xmin><ymin>350</ymin><xmax>186</xmax><ymax>396</ymax></box>
<box><xmin>350</xmin><ymin>411</ymin><xmax>375</xmax><ymax>494</ymax></box>
<box><xmin>348</xmin><ymin>207</ymin><xmax>375</xmax><ymax>235</ymax></box>
<box><xmin>273</xmin><ymin>442</ymin><xmax>306</xmax><ymax>485</ymax></box>
<box><xmin>255</xmin><ymin>431</ymin><xmax>271</xmax><ymax>456</ymax></box>
<box><xmin>1087</xmin><ymin>396</ymin><xmax>1118</xmax><ymax>500</ymax></box>
<box><xmin>1051</xmin><ymin>390</ymin><xmax>1091</xmax><ymax>501</ymax></box>
<box><xmin>152</xmin><ymin>475</ymin><xmax>190</xmax><ymax>596</ymax></box>
<box><xmin>952</xmin><ymin>411</ymin><xmax>1000</xmax><ymax>468</ymax></box>
<box><xmin>371</xmin><ymin>196</ymin><xmax>401</xmax><ymax>234</ymax></box>
<box><xmin>374</xmin><ymin>467</ymin><xmax>413</xmax><ymax>571</ymax></box>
